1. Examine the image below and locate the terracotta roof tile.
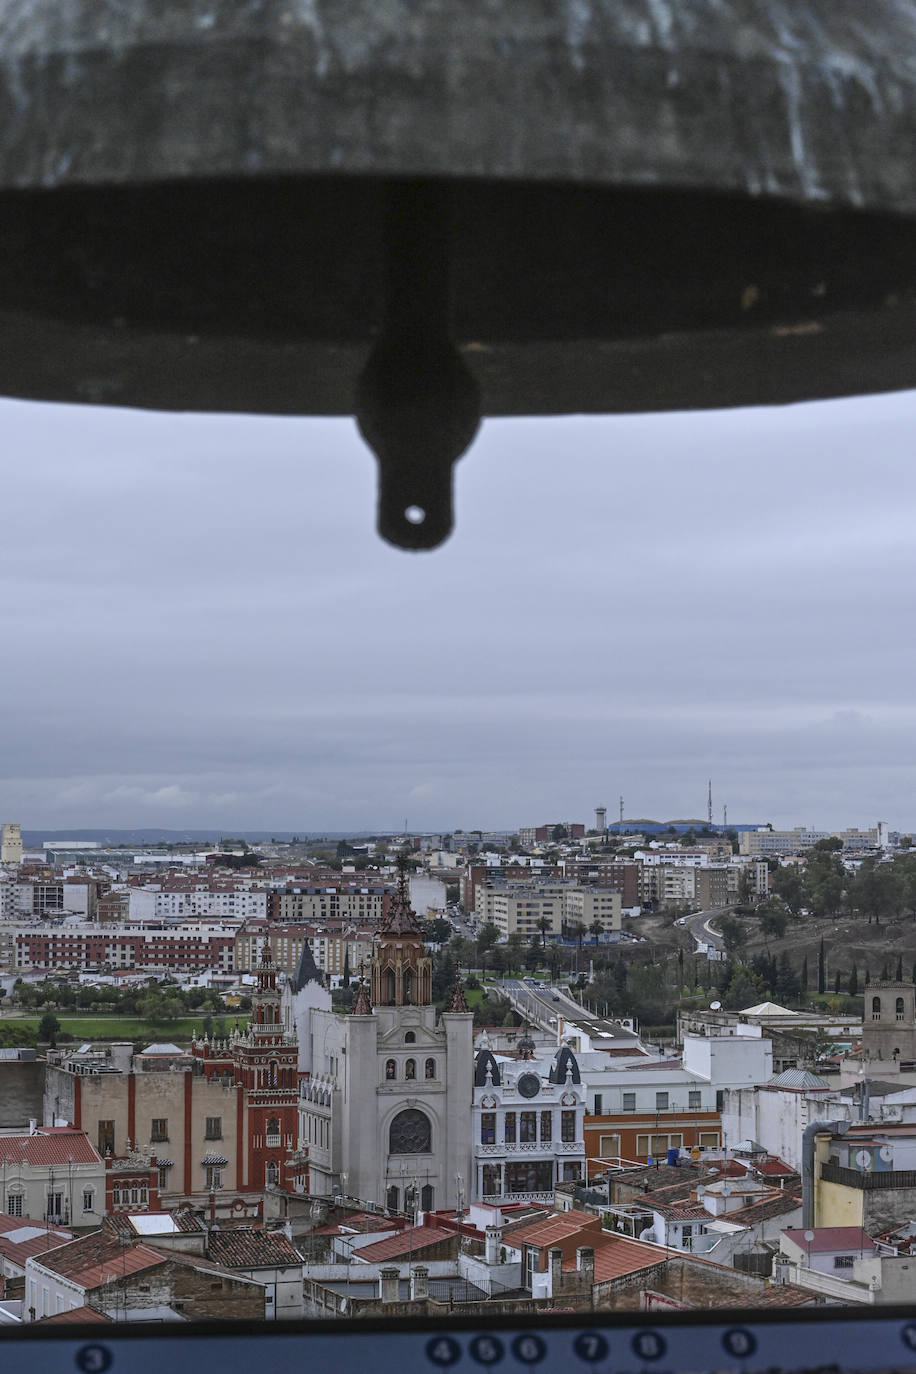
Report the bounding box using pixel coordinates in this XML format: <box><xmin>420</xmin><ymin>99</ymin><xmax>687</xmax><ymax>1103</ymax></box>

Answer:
<box><xmin>505</xmin><ymin>1210</ymin><xmax>602</xmax><ymax>1249</ymax></box>
<box><xmin>34</xmin><ymin>1233</ymin><xmax>170</xmax><ymax>1289</ymax></box>
<box><xmin>208</xmin><ymin>1229</ymin><xmax>304</xmax><ymax>1269</ymax></box>
<box><xmin>0</xmin><ymin>1223</ymin><xmax>73</xmax><ymax>1267</ymax></box>
<box><xmin>0</xmin><ymin>1128</ymin><xmax>102</xmax><ymax>1168</ymax></box>
<box><xmin>355</xmin><ymin>1225</ymin><xmax>456</xmax><ymax>1263</ymax></box>
<box><xmin>587</xmin><ymin>1237</ymin><xmax>666</xmax><ymax>1283</ymax></box>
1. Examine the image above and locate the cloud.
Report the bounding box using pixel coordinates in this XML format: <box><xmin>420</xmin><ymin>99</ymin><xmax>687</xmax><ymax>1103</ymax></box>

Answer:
<box><xmin>2</xmin><ymin>392</ymin><xmax>916</xmax><ymax>830</ymax></box>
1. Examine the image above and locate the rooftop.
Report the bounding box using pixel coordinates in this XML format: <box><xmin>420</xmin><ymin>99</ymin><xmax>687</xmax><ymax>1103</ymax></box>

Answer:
<box><xmin>355</xmin><ymin>1225</ymin><xmax>457</xmax><ymax>1263</ymax></box>
<box><xmin>0</xmin><ymin>1220</ymin><xmax>72</xmax><ymax>1268</ymax></box>
<box><xmin>0</xmin><ymin>1127</ymin><xmax>102</xmax><ymax>1168</ymax></box>
<box><xmin>783</xmin><ymin>1227</ymin><xmax>877</xmax><ymax>1254</ymax></box>
<box><xmin>505</xmin><ymin>1209</ymin><xmax>602</xmax><ymax>1249</ymax></box>
<box><xmin>207</xmin><ymin>1229</ymin><xmax>304</xmax><ymax>1269</ymax></box>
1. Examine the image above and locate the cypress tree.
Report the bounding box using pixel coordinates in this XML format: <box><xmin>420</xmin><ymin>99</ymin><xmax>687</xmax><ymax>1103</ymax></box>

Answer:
<box><xmin>817</xmin><ymin>938</ymin><xmax>826</xmax><ymax>994</ymax></box>
<box><xmin>896</xmin><ymin>954</ymin><xmax>904</xmax><ymax>981</ymax></box>
<box><xmin>833</xmin><ymin>970</ymin><xmax>842</xmax><ymax>994</ymax></box>
<box><xmin>850</xmin><ymin>964</ymin><xmax>858</xmax><ymax>996</ymax></box>
<box><xmin>801</xmin><ymin>954</ymin><xmax>809</xmax><ymax>990</ymax></box>
<box><xmin>865</xmin><ymin>966</ymin><xmax>871</xmax><ymax>988</ymax></box>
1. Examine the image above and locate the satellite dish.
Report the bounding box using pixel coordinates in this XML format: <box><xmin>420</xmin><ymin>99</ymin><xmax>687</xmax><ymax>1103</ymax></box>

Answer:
<box><xmin>710</xmin><ymin>1000</ymin><xmax>722</xmax><ymax>1011</ymax></box>
<box><xmin>803</xmin><ymin>1230</ymin><xmax>815</xmax><ymax>1243</ymax></box>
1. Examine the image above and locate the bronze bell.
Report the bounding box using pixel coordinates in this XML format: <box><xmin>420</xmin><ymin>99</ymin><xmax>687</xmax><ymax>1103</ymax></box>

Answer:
<box><xmin>3</xmin><ymin>1</ymin><xmax>916</xmax><ymax>549</ymax></box>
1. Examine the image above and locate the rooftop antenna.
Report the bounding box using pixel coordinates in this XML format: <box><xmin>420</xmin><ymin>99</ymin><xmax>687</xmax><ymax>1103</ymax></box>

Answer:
<box><xmin>619</xmin><ymin>796</ymin><xmax>624</xmax><ymax>829</ymax></box>
<box><xmin>723</xmin><ymin>803</ymin><xmax>728</xmax><ymax>829</ymax></box>
<box><xmin>707</xmin><ymin>780</ymin><xmax>713</xmax><ymax>827</ymax></box>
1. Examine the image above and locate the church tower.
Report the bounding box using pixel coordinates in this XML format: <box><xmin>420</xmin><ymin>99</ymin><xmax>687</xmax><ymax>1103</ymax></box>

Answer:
<box><xmin>192</xmin><ymin>942</ymin><xmax>300</xmax><ymax>1191</ymax></box>
<box><xmin>371</xmin><ymin>861</ymin><xmax>433</xmax><ymax>1007</ymax></box>
<box><xmin>299</xmin><ymin>862</ymin><xmax>473</xmax><ymax>1212</ymax></box>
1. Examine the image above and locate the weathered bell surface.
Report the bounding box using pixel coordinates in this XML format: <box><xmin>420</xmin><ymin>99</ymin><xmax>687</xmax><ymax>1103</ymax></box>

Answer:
<box><xmin>4</xmin><ymin>1</ymin><xmax>916</xmax><ymax>547</ymax></box>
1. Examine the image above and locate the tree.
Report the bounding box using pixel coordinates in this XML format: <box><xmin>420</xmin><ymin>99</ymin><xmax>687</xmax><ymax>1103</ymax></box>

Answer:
<box><xmin>817</xmin><ymin>938</ymin><xmax>827</xmax><ymax>994</ymax></box>
<box><xmin>896</xmin><ymin>954</ymin><xmax>904</xmax><ymax>981</ymax></box>
<box><xmin>570</xmin><ymin>921</ymin><xmax>587</xmax><ymax>950</ymax></box>
<box><xmin>758</xmin><ymin>903</ymin><xmax>788</xmax><ymax>949</ymax></box>
<box><xmin>801</xmin><ymin>954</ymin><xmax>809</xmax><ymax>992</ymax></box>
<box><xmin>849</xmin><ymin>963</ymin><xmax>859</xmax><ymax>996</ymax></box>
<box><xmin>551</xmin><ymin>824</ymin><xmax>569</xmax><ymax>842</ymax></box>
<box><xmin>805</xmin><ymin>842</ymin><xmax>846</xmax><ymax>917</ymax></box>
<box><xmin>771</xmin><ymin>865</ymin><xmax>806</xmax><ymax>916</ymax></box>
<box><xmin>536</xmin><ymin>916</ymin><xmax>552</xmax><ymax>950</ymax></box>
<box><xmin>775</xmin><ymin>951</ymin><xmax>799</xmax><ymax>1003</ymax></box>
<box><xmin>38</xmin><ymin>1011</ymin><xmax>60</xmax><ymax>1045</ymax></box>
<box><xmin>833</xmin><ymin>970</ymin><xmax>842</xmax><ymax>994</ymax></box>
<box><xmin>718</xmin><ymin>915</ymin><xmax>746</xmax><ymax>957</ymax></box>
<box><xmin>589</xmin><ymin>920</ymin><xmax>604</xmax><ymax>947</ymax></box>
<box><xmin>723</xmin><ymin>965</ymin><xmax>764</xmax><ymax>1011</ymax></box>
<box><xmin>506</xmin><ymin>933</ymin><xmax>525</xmax><ymax>975</ymax></box>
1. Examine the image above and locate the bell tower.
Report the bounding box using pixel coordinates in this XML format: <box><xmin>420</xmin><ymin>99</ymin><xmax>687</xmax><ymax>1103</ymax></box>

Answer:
<box><xmin>252</xmin><ymin>940</ymin><xmax>283</xmax><ymax>1039</ymax></box>
<box><xmin>371</xmin><ymin>859</ymin><xmax>432</xmax><ymax>1007</ymax></box>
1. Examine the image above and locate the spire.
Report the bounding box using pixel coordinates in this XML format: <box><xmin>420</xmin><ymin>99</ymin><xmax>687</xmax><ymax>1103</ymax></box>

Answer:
<box><xmin>352</xmin><ymin>977</ymin><xmax>372</xmax><ymax>1016</ymax></box>
<box><xmin>292</xmin><ymin>939</ymin><xmax>322</xmax><ymax>991</ymax></box>
<box><xmin>447</xmin><ymin>963</ymin><xmax>470</xmax><ymax>1013</ymax></box>
<box><xmin>381</xmin><ymin>853</ymin><xmax>422</xmax><ymax>936</ymax></box>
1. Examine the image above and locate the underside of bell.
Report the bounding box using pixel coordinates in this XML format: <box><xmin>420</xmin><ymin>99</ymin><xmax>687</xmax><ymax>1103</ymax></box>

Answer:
<box><xmin>3</xmin><ymin>0</ymin><xmax>916</xmax><ymax>547</ymax></box>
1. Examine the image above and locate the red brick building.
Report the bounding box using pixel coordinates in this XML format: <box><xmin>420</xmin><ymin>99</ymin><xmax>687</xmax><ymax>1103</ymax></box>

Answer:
<box><xmin>192</xmin><ymin>944</ymin><xmax>302</xmax><ymax>1192</ymax></box>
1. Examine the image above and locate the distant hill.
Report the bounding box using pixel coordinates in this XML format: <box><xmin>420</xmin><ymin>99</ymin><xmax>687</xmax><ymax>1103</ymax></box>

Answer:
<box><xmin>21</xmin><ymin>828</ymin><xmax>380</xmax><ymax>846</ymax></box>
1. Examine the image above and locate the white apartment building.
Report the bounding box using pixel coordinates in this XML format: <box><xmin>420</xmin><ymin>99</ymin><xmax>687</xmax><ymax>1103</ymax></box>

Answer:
<box><xmin>739</xmin><ymin>825</ymin><xmax>885</xmax><ymax>856</ymax></box>
<box><xmin>13</xmin><ymin>881</ymin><xmax>97</xmax><ymax>920</ymax></box>
<box><xmin>582</xmin><ymin>1031</ymin><xmax>773</xmax><ymax>1118</ymax></box>
<box><xmin>474</xmin><ymin>884</ymin><xmax>622</xmax><ymax>939</ymax></box>
<box><xmin>129</xmin><ymin>887</ymin><xmax>268</xmax><ymax>920</ymax></box>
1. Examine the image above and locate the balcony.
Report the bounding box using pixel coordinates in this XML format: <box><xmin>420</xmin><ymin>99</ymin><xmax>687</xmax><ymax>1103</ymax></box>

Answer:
<box><xmin>478</xmin><ymin>1141</ymin><xmax>585</xmax><ymax>1157</ymax></box>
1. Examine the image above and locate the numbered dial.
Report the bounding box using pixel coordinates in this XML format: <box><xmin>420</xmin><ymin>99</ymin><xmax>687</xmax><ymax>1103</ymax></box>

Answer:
<box><xmin>517</xmin><ymin>1072</ymin><xmax>541</xmax><ymax>1099</ymax></box>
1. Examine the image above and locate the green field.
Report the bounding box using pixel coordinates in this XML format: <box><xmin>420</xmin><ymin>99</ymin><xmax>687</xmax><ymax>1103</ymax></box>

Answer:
<box><xmin>17</xmin><ymin>1016</ymin><xmax>209</xmax><ymax>1042</ymax></box>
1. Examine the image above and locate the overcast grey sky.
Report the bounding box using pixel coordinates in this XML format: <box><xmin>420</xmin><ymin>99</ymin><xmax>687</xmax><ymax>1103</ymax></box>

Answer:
<box><xmin>2</xmin><ymin>389</ymin><xmax>915</xmax><ymax>834</ymax></box>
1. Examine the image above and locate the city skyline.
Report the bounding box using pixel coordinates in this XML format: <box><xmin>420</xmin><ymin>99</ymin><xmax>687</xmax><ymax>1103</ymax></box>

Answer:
<box><xmin>3</xmin><ymin>387</ymin><xmax>916</xmax><ymax>832</ymax></box>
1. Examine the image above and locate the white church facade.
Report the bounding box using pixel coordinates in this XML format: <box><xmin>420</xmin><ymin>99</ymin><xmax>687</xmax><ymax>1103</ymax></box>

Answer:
<box><xmin>282</xmin><ymin>870</ymin><xmax>474</xmax><ymax>1213</ymax></box>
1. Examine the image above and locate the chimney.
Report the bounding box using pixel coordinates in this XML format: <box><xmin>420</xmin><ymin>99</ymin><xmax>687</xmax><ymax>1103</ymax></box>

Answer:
<box><xmin>409</xmin><ymin>1265</ymin><xmax>429</xmax><ymax>1300</ymax></box>
<box><xmin>576</xmin><ymin>1246</ymin><xmax>595</xmax><ymax>1286</ymax></box>
<box><xmin>485</xmin><ymin>1224</ymin><xmax>503</xmax><ymax>1265</ymax></box>
<box><xmin>28</xmin><ymin>1119</ymin><xmax>36</xmax><ymax>1135</ymax></box>
<box><xmin>548</xmin><ymin>1246</ymin><xmax>563</xmax><ymax>1296</ymax></box>
<box><xmin>379</xmin><ymin>1266</ymin><xmax>400</xmax><ymax>1305</ymax></box>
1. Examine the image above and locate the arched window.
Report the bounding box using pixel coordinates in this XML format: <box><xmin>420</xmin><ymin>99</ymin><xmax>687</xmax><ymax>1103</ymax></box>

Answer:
<box><xmin>404</xmin><ymin>970</ymin><xmax>413</xmax><ymax>1003</ymax></box>
<box><xmin>896</xmin><ymin>996</ymin><xmax>905</xmax><ymax>1021</ymax></box>
<box><xmin>386</xmin><ymin>969</ymin><xmax>396</xmax><ymax>1004</ymax></box>
<box><xmin>389</xmin><ymin>1108</ymin><xmax>432</xmax><ymax>1154</ymax></box>
<box><xmin>268</xmin><ymin>1059</ymin><xmax>279</xmax><ymax>1087</ymax></box>
<box><xmin>266</xmin><ymin>1161</ymin><xmax>278</xmax><ymax>1186</ymax></box>
<box><xmin>385</xmin><ymin>1058</ymin><xmax>397</xmax><ymax>1080</ymax></box>
<box><xmin>872</xmin><ymin>996</ymin><xmax>882</xmax><ymax>1019</ymax></box>
<box><xmin>421</xmin><ymin>1184</ymin><xmax>433</xmax><ymax>1212</ymax></box>
<box><xmin>405</xmin><ymin>1058</ymin><xmax>416</xmax><ymax>1080</ymax></box>
<box><xmin>404</xmin><ymin>1031</ymin><xmax>416</xmax><ymax>1044</ymax></box>
<box><xmin>425</xmin><ymin>1057</ymin><xmax>436</xmax><ymax>1079</ymax></box>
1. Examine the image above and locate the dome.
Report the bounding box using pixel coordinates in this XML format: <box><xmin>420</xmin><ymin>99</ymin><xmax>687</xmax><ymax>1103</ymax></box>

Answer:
<box><xmin>547</xmin><ymin>1045</ymin><xmax>580</xmax><ymax>1084</ymax></box>
<box><xmin>474</xmin><ymin>1049</ymin><xmax>502</xmax><ymax>1087</ymax></box>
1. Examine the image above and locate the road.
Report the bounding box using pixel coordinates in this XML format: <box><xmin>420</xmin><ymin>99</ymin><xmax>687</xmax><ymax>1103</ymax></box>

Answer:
<box><xmin>499</xmin><ymin>978</ymin><xmax>641</xmax><ymax>1047</ymax></box>
<box><xmin>683</xmin><ymin>908</ymin><xmax>726</xmax><ymax>952</ymax></box>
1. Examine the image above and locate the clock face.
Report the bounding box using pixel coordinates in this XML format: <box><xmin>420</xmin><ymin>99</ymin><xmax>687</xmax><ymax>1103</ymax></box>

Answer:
<box><xmin>517</xmin><ymin>1072</ymin><xmax>541</xmax><ymax>1099</ymax></box>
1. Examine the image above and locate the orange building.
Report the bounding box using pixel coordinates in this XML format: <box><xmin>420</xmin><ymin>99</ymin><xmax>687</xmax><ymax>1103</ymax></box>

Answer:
<box><xmin>584</xmin><ymin>1108</ymin><xmax>721</xmax><ymax>1176</ymax></box>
